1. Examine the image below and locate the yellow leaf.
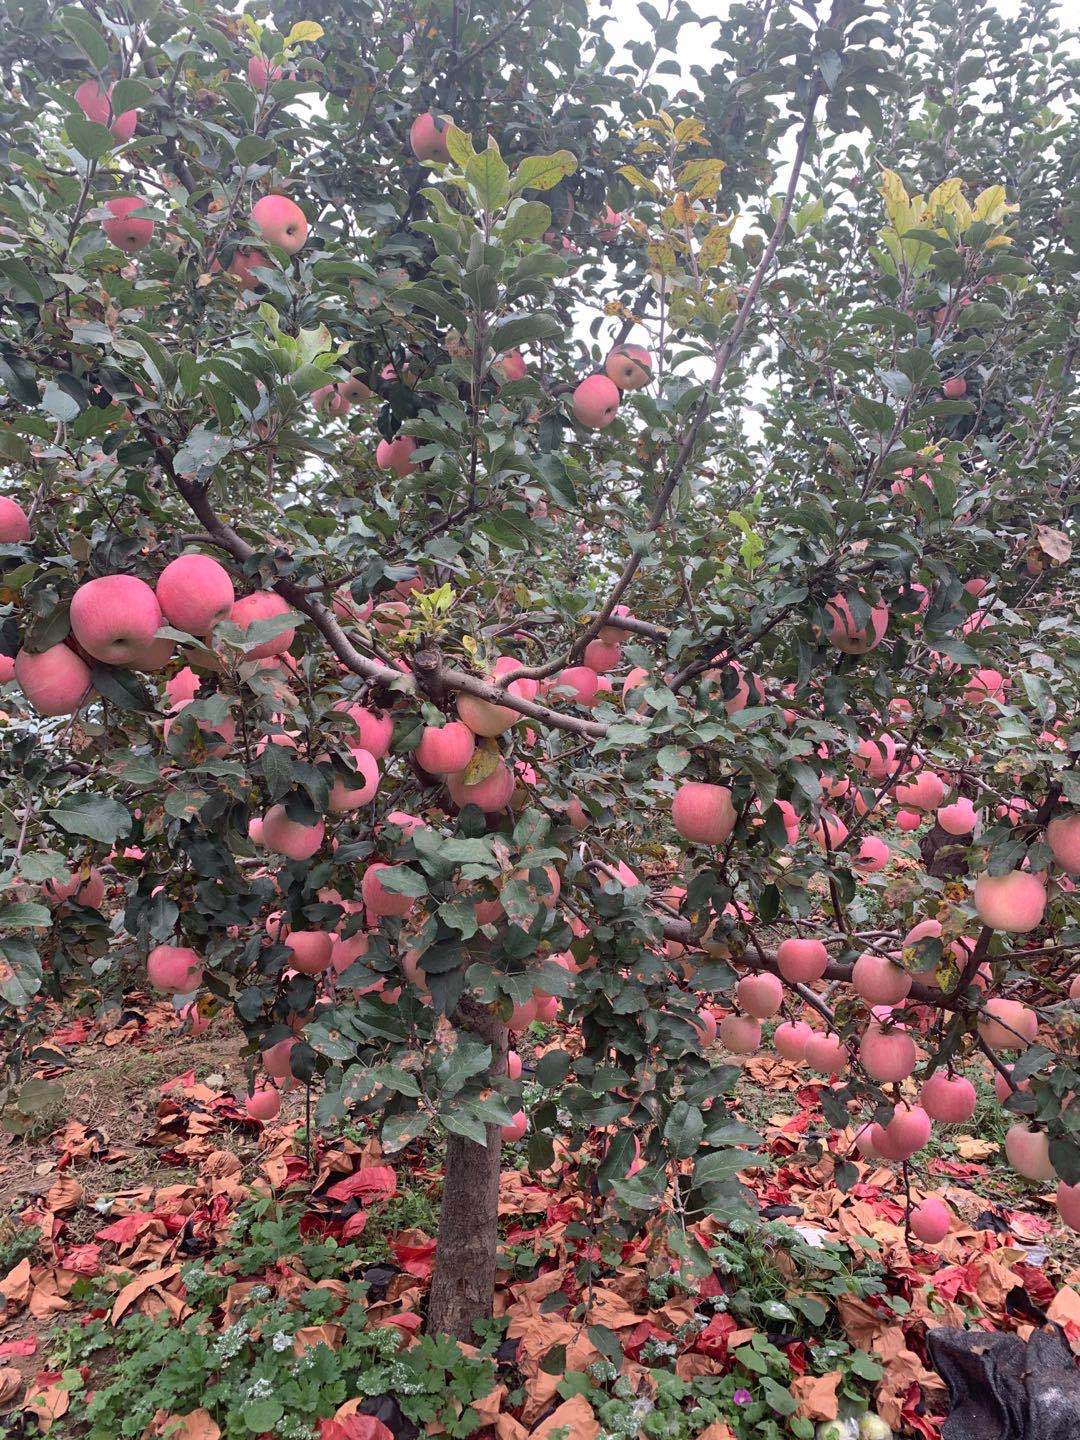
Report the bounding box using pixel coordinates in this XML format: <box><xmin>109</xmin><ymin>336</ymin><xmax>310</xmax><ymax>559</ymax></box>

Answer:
<box><xmin>617</xmin><ymin>164</ymin><xmax>660</xmax><ymax>198</ymax></box>
<box><xmin>972</xmin><ymin>184</ymin><xmax>1018</xmax><ymax>228</ymax></box>
<box><xmin>671</xmin><ymin>192</ymin><xmax>696</xmax><ymax>225</ymax></box>
<box><xmin>674</xmin><ymin>117</ymin><xmax>706</xmax><ymax>143</ymax></box>
<box><xmin>878</xmin><ymin>167</ymin><xmax>911</xmax><ymax>229</ymax></box>
<box><xmin>927</xmin><ymin>177</ymin><xmax>964</xmax><ymax>213</ymax></box>
<box><xmin>286</xmin><ymin>21</ymin><xmax>324</xmax><ymax>44</ymax></box>
<box><xmin>462</xmin><ymin>738</ymin><xmax>500</xmax><ymax>787</ymax></box>
<box><xmin>646</xmin><ymin>239</ymin><xmax>678</xmax><ymax>275</ymax></box>
<box><xmin>677</xmin><ymin>157</ymin><xmax>727</xmax><ymax>201</ymax></box>
<box><xmin>699</xmin><ymin>219</ymin><xmax>734</xmax><ymax>270</ymax></box>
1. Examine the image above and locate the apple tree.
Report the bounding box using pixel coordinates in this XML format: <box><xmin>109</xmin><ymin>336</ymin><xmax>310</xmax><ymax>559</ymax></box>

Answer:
<box><xmin>0</xmin><ymin>0</ymin><xmax>1077</xmax><ymax>1343</ymax></box>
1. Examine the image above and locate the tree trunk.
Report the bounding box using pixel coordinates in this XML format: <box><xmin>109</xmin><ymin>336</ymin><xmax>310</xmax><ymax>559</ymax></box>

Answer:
<box><xmin>426</xmin><ymin>1000</ymin><xmax>507</xmax><ymax>1341</ymax></box>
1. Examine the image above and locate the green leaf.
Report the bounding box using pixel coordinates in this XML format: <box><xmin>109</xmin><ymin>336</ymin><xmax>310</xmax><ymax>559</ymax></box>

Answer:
<box><xmin>235</xmin><ymin>135</ymin><xmax>278</xmax><ymax>167</ymax></box>
<box><xmin>692</xmin><ymin>1148</ymin><xmax>762</xmax><ymax>1186</ymax></box>
<box><xmin>465</xmin><ymin>147</ymin><xmax>511</xmax><ymax>211</ymax></box>
<box><xmin>444</xmin><ymin>124</ymin><xmax>476</xmax><ymax>165</ymax></box>
<box><xmin>41</xmin><ymin>381</ymin><xmax>81</xmax><ymax>422</ymax></box>
<box><xmin>793</xmin><ymin>196</ymin><xmax>825</xmax><ymax>234</ymax></box>
<box><xmin>0</xmin><ymin>936</ymin><xmax>42</xmax><ymax>1006</ymax></box>
<box><xmin>375</xmin><ymin>866</ymin><xmax>427</xmax><ymax>898</ymax></box>
<box><xmin>46</xmin><ymin>796</ymin><xmax>131</xmax><ymax>844</ymax></box>
<box><xmin>66</xmin><ymin>114</ymin><xmax>116</xmax><ymax>160</ymax></box>
<box><xmin>90</xmin><ymin>664</ymin><xmax>153</xmax><ymax>713</ymax></box>
<box><xmin>261</xmin><ymin>740</ymin><xmax>294</xmax><ymax>798</ymax></box>
<box><xmin>0</xmin><ymin>902</ymin><xmax>52</xmax><ymax>930</ymax></box>
<box><xmin>663</xmin><ymin>1101</ymin><xmax>704</xmax><ymax>1158</ymax></box>
<box><xmin>512</xmin><ymin>150</ymin><xmax>578</xmax><ymax>194</ymax></box>
<box><xmin>243</xmin><ymin>1399</ymin><xmax>284</xmax><ymax>1432</ymax></box>
<box><xmin>849</xmin><ymin>1349</ymin><xmax>884</xmax><ymax>1380</ymax></box>
<box><xmin>488</xmin><ymin>312</ymin><xmax>562</xmax><ymax>355</ymax></box>
<box><xmin>498</xmin><ymin>200</ymin><xmax>551</xmax><ymax>243</ymax></box>
<box><xmin>110</xmin><ymin>78</ymin><xmax>150</xmax><ymax>114</ymax></box>
<box><xmin>59</xmin><ymin>7</ymin><xmax>110</xmax><ymax>69</ymax></box>
<box><xmin>442</xmin><ymin>1107</ymin><xmax>489</xmax><ymax>1144</ymax></box>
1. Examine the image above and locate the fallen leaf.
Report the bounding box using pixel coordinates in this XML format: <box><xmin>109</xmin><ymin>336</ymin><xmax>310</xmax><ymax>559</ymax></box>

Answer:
<box><xmin>160</xmin><ymin>1410</ymin><xmax>221</xmax><ymax>1440</ymax></box>
<box><xmin>111</xmin><ymin>1264</ymin><xmax>182</xmax><ymax>1323</ymax></box>
<box><xmin>529</xmin><ymin>1394</ymin><xmax>599</xmax><ymax>1439</ymax></box>
<box><xmin>0</xmin><ymin>1367</ymin><xmax>23</xmax><ymax>1404</ymax></box>
<box><xmin>791</xmin><ymin>1371</ymin><xmax>840</xmax><ymax>1421</ymax></box>
<box><xmin>0</xmin><ymin>1257</ymin><xmax>31</xmax><ymax>1306</ymax></box>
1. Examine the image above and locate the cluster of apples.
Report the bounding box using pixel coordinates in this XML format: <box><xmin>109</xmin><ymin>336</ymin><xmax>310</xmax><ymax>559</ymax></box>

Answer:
<box><xmin>571</xmin><ymin>344</ymin><xmax>653</xmax><ymax>430</ymax></box>
<box><xmin>8</xmin><ymin>551</ymin><xmax>300</xmax><ymax>719</ymax></box>
<box><xmin>668</xmin><ymin>771</ymin><xmax>1079</xmax><ymax>1229</ymax></box>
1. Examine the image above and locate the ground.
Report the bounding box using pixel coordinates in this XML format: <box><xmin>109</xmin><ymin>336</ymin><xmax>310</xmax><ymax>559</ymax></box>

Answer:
<box><xmin>1</xmin><ymin>997</ymin><xmax>1077</xmax><ymax>1440</ymax></box>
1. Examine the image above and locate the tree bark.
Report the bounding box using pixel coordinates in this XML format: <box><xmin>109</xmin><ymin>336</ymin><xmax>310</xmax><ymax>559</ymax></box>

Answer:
<box><xmin>426</xmin><ymin>1000</ymin><xmax>508</xmax><ymax>1340</ymax></box>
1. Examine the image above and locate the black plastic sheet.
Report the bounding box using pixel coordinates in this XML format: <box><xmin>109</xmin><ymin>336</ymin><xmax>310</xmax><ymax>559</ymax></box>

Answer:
<box><xmin>927</xmin><ymin>1325</ymin><xmax>1080</xmax><ymax>1440</ymax></box>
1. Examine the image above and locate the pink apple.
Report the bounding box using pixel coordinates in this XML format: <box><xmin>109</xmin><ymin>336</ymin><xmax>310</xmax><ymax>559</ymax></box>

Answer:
<box><xmin>415</xmin><ymin>721</ymin><xmax>476</xmax><ymax>775</ymax></box>
<box><xmin>672</xmin><ymin>782</ymin><xmax>736</xmax><ymax>845</ymax></box>
<box><xmin>332</xmin><ymin>703</ymin><xmax>391</xmax><ymax>759</ymax></box>
<box><xmin>447</xmin><ymin>761</ymin><xmax>515</xmax><ymax>812</ymax></box>
<box><xmin>228</xmin><ymin>591</ymin><xmax>295</xmax><ymax>659</ymax></box>
<box><xmin>910</xmin><ymin>1195</ymin><xmax>951</xmax><ymax>1243</ymax></box>
<box><xmin>774</xmin><ymin>1020</ymin><xmax>813</xmax><ymax>1061</ymax></box>
<box><xmin>45</xmin><ymin>867</ymin><xmax>105</xmax><ymax>909</ymax></box>
<box><xmin>102</xmin><ymin>197</ymin><xmax>154</xmax><ymax>252</ymax></box>
<box><xmin>284</xmin><ymin>930</ymin><xmax>334</xmax><ymax>975</ymax></box>
<box><xmin>973</xmin><ymin>871</ymin><xmax>1046</xmax><ymax>933</ymax></box>
<box><xmin>852</xmin><ymin>952</ymin><xmax>911</xmax><ymax>1006</ymax></box>
<box><xmin>250</xmin><ymin>194</ymin><xmax>308</xmax><ymax>254</ymax></box>
<box><xmin>604</xmin><ymin>344</ymin><xmax>652</xmax><ymax>391</ymax></box>
<box><xmin>457</xmin><ymin>690</ymin><xmax>517</xmax><ymax>737</ymax></box>
<box><xmin>156</xmin><ymin>554</ymin><xmax>235</xmax><ymax>636</ymax></box>
<box><xmin>572</xmin><ymin>374</ymin><xmax>620</xmax><ymax>429</ymax></box>
<box><xmin>69</xmin><ymin>574</ymin><xmax>162</xmax><ymax>664</ymax></box>
<box><xmin>776</xmin><ymin>937</ymin><xmax>828</xmax><ymax>983</ymax></box>
<box><xmin>552</xmin><ymin>664</ymin><xmax>600</xmax><ymax>707</ymax></box>
<box><xmin>937</xmin><ymin>797</ymin><xmax>977</xmax><ymax>835</ymax></box>
<box><xmin>362</xmin><ymin>862</ymin><xmax>415</xmax><ymax>921</ymax></box>
<box><xmin>75</xmin><ymin>80</ymin><xmax>137</xmax><ymax>141</ymax></box>
<box><xmin>409</xmin><ymin>112</ymin><xmax>451</xmax><ymax>163</ymax></box>
<box><xmin>14</xmin><ymin>644</ymin><xmax>93</xmax><ymax>715</ymax></box>
<box><xmin>247</xmin><ymin>56</ymin><xmax>283</xmax><ymax>90</ymax></box>
<box><xmin>859</xmin><ymin>1022</ymin><xmax>917</xmax><ymax>1082</ymax></box>
<box><xmin>804</xmin><ymin>1031</ymin><xmax>847</xmax><ymax>1074</ymax></box>
<box><xmin>245</xmin><ymin>1085</ymin><xmax>281</xmax><ymax>1121</ymax></box>
<box><xmin>823</xmin><ymin>594</ymin><xmax>889</xmax><ymax>654</ymax></box>
<box><xmin>1046</xmin><ymin>813</ymin><xmax>1080</xmax><ymax>874</ymax></box>
<box><xmin>375</xmin><ymin>435</ymin><xmax>418</xmax><ymax>477</ymax></box>
<box><xmin>166</xmin><ymin>666</ymin><xmax>201</xmax><ymax>708</ymax></box>
<box><xmin>326</xmin><ymin>748</ymin><xmax>380</xmax><ymax>812</ymax></box>
<box><xmin>0</xmin><ymin>496</ymin><xmax>30</xmax><ymax>542</ymax></box>
<box><xmin>261</xmin><ymin>804</ymin><xmax>324</xmax><ymax>860</ymax></box>
<box><xmin>262</xmin><ymin>1036</ymin><xmax>297</xmax><ymax>1079</ymax></box>
<box><xmin>736</xmin><ymin>972</ymin><xmax>783</xmax><ymax>1019</ymax></box>
<box><xmin>853</xmin><ymin>835</ymin><xmax>890</xmax><ymax>872</ymax></box>
<box><xmin>501</xmin><ymin>1110</ymin><xmax>528</xmax><ymax>1143</ymax></box>
<box><xmin>919</xmin><ymin>1071</ymin><xmax>977</xmax><ymax>1124</ymax></box>
<box><xmin>227</xmin><ymin>246</ymin><xmax>268</xmax><ymax>291</ymax></box>
<box><xmin>147</xmin><ymin>944</ymin><xmax>203</xmax><ymax>992</ymax></box>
